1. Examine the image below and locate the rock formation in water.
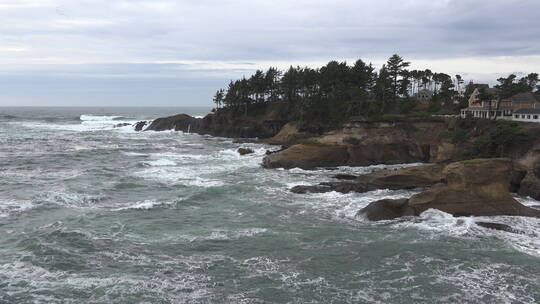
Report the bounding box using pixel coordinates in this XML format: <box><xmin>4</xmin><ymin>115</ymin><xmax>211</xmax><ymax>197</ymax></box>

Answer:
<box><xmin>141</xmin><ymin>105</ymin><xmax>287</xmax><ymax>139</ymax></box>
<box><xmin>291</xmin><ymin>163</ymin><xmax>445</xmax><ymax>194</ymax></box>
<box><xmin>237</xmin><ymin>148</ymin><xmax>255</xmax><ymax>155</ymax></box>
<box><xmin>357</xmin><ymin>159</ymin><xmax>540</xmax><ymax>220</ymax></box>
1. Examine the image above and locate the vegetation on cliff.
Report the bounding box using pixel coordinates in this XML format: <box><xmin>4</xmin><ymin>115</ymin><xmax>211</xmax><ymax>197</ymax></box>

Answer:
<box><xmin>212</xmin><ymin>54</ymin><xmax>465</xmax><ymax>132</ymax></box>
<box><xmin>451</xmin><ymin>118</ymin><xmax>540</xmax><ymax>159</ymax></box>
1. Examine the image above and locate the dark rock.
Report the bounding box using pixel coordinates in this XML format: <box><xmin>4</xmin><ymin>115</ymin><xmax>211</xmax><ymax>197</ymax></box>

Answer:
<box><xmin>291</xmin><ymin>185</ymin><xmax>333</xmax><ymax>194</ymax></box>
<box><xmin>333</xmin><ymin>174</ymin><xmax>357</xmax><ymax>180</ymax></box>
<box><xmin>134</xmin><ymin>121</ymin><xmax>147</xmax><ymax>131</ymax></box>
<box><xmin>291</xmin><ymin>182</ymin><xmax>368</xmax><ymax>194</ymax></box>
<box><xmin>357</xmin><ymin>199</ymin><xmax>417</xmax><ymax>221</ymax></box>
<box><xmin>114</xmin><ymin>123</ymin><xmax>131</xmax><ymax>128</ymax></box>
<box><xmin>288</xmin><ymin>164</ymin><xmax>442</xmax><ymax>195</ymax></box>
<box><xmin>237</xmin><ymin>148</ymin><xmax>255</xmax><ymax>155</ymax></box>
<box><xmin>476</xmin><ymin>222</ymin><xmax>520</xmax><ymax>233</ymax></box>
<box><xmin>145</xmin><ymin>114</ymin><xmax>199</xmax><ymax>132</ymax></box>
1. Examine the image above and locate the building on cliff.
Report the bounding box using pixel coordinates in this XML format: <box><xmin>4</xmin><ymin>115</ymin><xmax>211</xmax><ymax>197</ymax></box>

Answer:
<box><xmin>460</xmin><ymin>86</ymin><xmax>539</xmax><ymax>122</ymax></box>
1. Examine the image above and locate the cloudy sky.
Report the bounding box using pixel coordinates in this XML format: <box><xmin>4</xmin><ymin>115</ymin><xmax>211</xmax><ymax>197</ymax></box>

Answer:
<box><xmin>2</xmin><ymin>0</ymin><xmax>540</xmax><ymax>106</ymax></box>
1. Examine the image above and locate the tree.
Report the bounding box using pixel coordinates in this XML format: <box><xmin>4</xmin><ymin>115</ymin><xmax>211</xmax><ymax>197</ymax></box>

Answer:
<box><xmin>386</xmin><ymin>54</ymin><xmax>410</xmax><ymax>102</ymax></box>
<box><xmin>455</xmin><ymin>75</ymin><xmax>464</xmax><ymax>93</ymax></box>
<box><xmin>374</xmin><ymin>65</ymin><xmax>393</xmax><ymax>112</ymax></box>
<box><xmin>213</xmin><ymin>89</ymin><xmax>224</xmax><ymax>109</ymax></box>
<box><xmin>495</xmin><ymin>74</ymin><xmax>534</xmax><ymax>99</ymax></box>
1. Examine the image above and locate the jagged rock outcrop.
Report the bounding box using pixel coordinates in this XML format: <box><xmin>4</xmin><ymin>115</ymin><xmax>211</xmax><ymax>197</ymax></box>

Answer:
<box><xmin>141</xmin><ymin>105</ymin><xmax>287</xmax><ymax>139</ymax></box>
<box><xmin>358</xmin><ymin>159</ymin><xmax>540</xmax><ymax>221</ymax></box>
<box><xmin>134</xmin><ymin>121</ymin><xmax>148</xmax><ymax>131</ymax></box>
<box><xmin>291</xmin><ymin>163</ymin><xmax>445</xmax><ymax>194</ymax></box>
<box><xmin>263</xmin><ymin>119</ymin><xmax>457</xmax><ymax>169</ymax></box>
<box><xmin>145</xmin><ymin>114</ymin><xmax>202</xmax><ymax>132</ymax></box>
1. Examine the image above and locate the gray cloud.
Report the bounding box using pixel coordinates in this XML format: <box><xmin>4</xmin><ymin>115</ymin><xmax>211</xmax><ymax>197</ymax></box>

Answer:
<box><xmin>1</xmin><ymin>0</ymin><xmax>540</xmax><ymax>106</ymax></box>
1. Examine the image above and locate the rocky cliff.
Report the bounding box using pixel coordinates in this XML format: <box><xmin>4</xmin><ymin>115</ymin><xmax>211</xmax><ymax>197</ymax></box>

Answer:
<box><xmin>263</xmin><ymin>119</ymin><xmax>458</xmax><ymax>169</ymax></box>
<box><xmin>142</xmin><ymin>104</ymin><xmax>288</xmax><ymax>139</ymax></box>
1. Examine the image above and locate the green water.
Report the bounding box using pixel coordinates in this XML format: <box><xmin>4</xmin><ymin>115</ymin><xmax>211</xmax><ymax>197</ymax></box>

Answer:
<box><xmin>0</xmin><ymin>107</ymin><xmax>539</xmax><ymax>303</ymax></box>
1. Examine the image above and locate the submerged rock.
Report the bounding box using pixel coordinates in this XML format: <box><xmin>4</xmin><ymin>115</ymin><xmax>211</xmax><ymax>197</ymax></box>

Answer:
<box><xmin>114</xmin><ymin>123</ymin><xmax>131</xmax><ymax>128</ymax></box>
<box><xmin>237</xmin><ymin>148</ymin><xmax>255</xmax><ymax>155</ymax></box>
<box><xmin>358</xmin><ymin>159</ymin><xmax>540</xmax><ymax>221</ymax></box>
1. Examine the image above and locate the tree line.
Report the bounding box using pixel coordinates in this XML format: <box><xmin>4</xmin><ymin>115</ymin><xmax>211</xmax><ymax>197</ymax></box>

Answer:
<box><xmin>212</xmin><ymin>55</ymin><xmax>470</xmax><ymax>126</ymax></box>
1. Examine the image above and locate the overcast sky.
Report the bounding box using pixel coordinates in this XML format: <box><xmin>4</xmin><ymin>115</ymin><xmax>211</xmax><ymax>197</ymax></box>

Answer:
<box><xmin>2</xmin><ymin>0</ymin><xmax>540</xmax><ymax>106</ymax></box>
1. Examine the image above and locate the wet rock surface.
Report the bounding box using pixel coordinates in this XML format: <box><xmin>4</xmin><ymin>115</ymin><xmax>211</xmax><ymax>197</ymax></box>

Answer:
<box><xmin>358</xmin><ymin>159</ymin><xmax>540</xmax><ymax>221</ymax></box>
<box><xmin>237</xmin><ymin>148</ymin><xmax>255</xmax><ymax>155</ymax></box>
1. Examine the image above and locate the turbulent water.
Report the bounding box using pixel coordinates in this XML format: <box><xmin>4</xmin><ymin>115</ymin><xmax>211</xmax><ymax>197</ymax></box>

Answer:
<box><xmin>1</xmin><ymin>107</ymin><xmax>539</xmax><ymax>304</ymax></box>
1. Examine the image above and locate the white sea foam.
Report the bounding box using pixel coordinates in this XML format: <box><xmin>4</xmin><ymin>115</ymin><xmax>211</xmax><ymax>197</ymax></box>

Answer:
<box><xmin>391</xmin><ymin>208</ymin><xmax>540</xmax><ymax>257</ymax></box>
<box><xmin>0</xmin><ymin>199</ymin><xmax>35</xmax><ymax>217</ymax></box>
<box><xmin>80</xmin><ymin>114</ymin><xmax>124</xmax><ymax>121</ymax></box>
<box><xmin>178</xmin><ymin>228</ymin><xmax>269</xmax><ymax>242</ymax></box>
<box><xmin>143</xmin><ymin>158</ymin><xmax>177</xmax><ymax>166</ymax></box>
<box><xmin>37</xmin><ymin>190</ymin><xmax>107</xmax><ymax>209</ymax></box>
<box><xmin>0</xmin><ymin>258</ymin><xmax>215</xmax><ymax>303</ymax></box>
<box><xmin>113</xmin><ymin>200</ymin><xmax>174</xmax><ymax>211</ymax></box>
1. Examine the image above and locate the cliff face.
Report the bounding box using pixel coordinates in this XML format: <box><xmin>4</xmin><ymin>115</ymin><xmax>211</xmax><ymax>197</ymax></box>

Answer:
<box><xmin>144</xmin><ymin>104</ymin><xmax>287</xmax><ymax>139</ymax></box>
<box><xmin>263</xmin><ymin>119</ymin><xmax>458</xmax><ymax>169</ymax></box>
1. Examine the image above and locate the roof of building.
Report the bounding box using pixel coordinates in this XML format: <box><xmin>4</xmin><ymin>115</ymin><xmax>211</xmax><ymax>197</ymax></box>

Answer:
<box><xmin>514</xmin><ymin>106</ymin><xmax>540</xmax><ymax>114</ymax></box>
<box><xmin>507</xmin><ymin>92</ymin><xmax>537</xmax><ymax>104</ymax></box>
<box><xmin>470</xmin><ymin>87</ymin><xmax>500</xmax><ymax>99</ymax></box>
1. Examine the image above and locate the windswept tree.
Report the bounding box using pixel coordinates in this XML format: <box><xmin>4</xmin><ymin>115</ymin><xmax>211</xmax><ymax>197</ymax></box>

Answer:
<box><xmin>495</xmin><ymin>74</ymin><xmax>537</xmax><ymax>99</ymax></box>
<box><xmin>213</xmin><ymin>89</ymin><xmax>224</xmax><ymax>109</ymax></box>
<box><xmin>386</xmin><ymin>54</ymin><xmax>410</xmax><ymax>102</ymax></box>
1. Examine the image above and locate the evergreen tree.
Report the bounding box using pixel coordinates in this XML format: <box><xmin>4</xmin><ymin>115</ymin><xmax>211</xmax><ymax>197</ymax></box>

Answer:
<box><xmin>386</xmin><ymin>54</ymin><xmax>410</xmax><ymax>101</ymax></box>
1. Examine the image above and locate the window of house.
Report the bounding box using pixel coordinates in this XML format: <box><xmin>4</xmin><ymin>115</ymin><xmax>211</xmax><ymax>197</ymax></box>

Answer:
<box><xmin>522</xmin><ymin>115</ymin><xmax>526</xmax><ymax>118</ymax></box>
<box><xmin>534</xmin><ymin>115</ymin><xmax>538</xmax><ymax>119</ymax></box>
<box><xmin>528</xmin><ymin>115</ymin><xmax>531</xmax><ymax>119</ymax></box>
<box><xmin>515</xmin><ymin>115</ymin><xmax>519</xmax><ymax>118</ymax></box>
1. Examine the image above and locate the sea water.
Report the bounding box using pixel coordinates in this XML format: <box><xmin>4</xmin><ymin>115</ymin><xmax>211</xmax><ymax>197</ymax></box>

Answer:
<box><xmin>0</xmin><ymin>107</ymin><xmax>539</xmax><ymax>303</ymax></box>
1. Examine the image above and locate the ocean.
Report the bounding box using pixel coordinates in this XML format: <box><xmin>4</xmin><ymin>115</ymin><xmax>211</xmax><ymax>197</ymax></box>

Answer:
<box><xmin>0</xmin><ymin>107</ymin><xmax>539</xmax><ymax>303</ymax></box>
